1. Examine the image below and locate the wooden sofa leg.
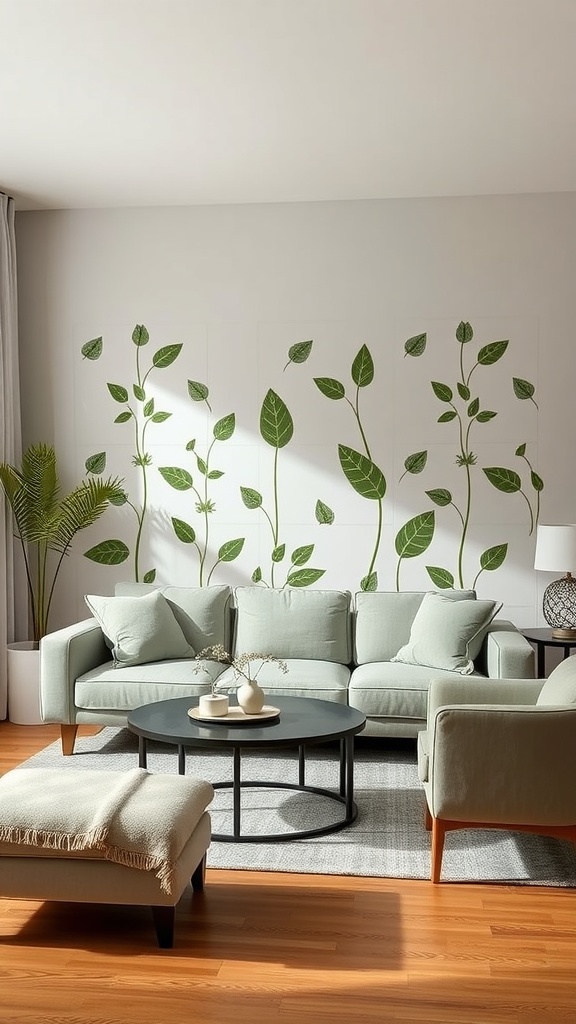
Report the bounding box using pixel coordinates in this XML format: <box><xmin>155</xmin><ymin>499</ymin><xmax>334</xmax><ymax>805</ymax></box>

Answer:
<box><xmin>191</xmin><ymin>854</ymin><xmax>206</xmax><ymax>892</ymax></box>
<box><xmin>431</xmin><ymin>818</ymin><xmax>447</xmax><ymax>884</ymax></box>
<box><xmin>151</xmin><ymin>905</ymin><xmax>175</xmax><ymax>948</ymax></box>
<box><xmin>424</xmin><ymin>802</ymin><xmax>432</xmax><ymax>832</ymax></box>
<box><xmin>61</xmin><ymin>724</ymin><xmax>79</xmax><ymax>756</ymax></box>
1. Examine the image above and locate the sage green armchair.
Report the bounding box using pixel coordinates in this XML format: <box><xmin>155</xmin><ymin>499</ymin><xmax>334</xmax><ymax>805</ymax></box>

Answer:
<box><xmin>417</xmin><ymin>656</ymin><xmax>576</xmax><ymax>882</ymax></box>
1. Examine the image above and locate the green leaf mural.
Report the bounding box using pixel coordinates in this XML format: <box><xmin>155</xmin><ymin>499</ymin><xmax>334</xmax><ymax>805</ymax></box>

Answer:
<box><xmin>314</xmin><ymin>377</ymin><xmax>346</xmax><ymax>400</ymax></box>
<box><xmin>171</xmin><ymin>517</ymin><xmax>196</xmax><ymax>543</ymax></box>
<box><xmin>82</xmin><ymin>324</ymin><xmax>183</xmax><ymax>582</ymax></box>
<box><xmin>81</xmin><ymin>337</ymin><xmax>103</xmax><ymax>360</ymax></box>
<box><xmin>243</xmin><ymin>362</ymin><xmax>329</xmax><ymax>588</ymax></box>
<box><xmin>286</xmin><ymin>567</ymin><xmax>325</xmax><ymax>587</ymax></box>
<box><xmin>159</xmin><ymin>466</ymin><xmax>194</xmax><ymax>491</ymax></box>
<box><xmin>315</xmin><ymin>499</ymin><xmax>335</xmax><ymax>525</ymax></box>
<box><xmin>402</xmin><ymin>319</ymin><xmax>543</xmax><ymax>588</ymax></box>
<box><xmin>513</xmin><ymin>377</ymin><xmax>538</xmax><ymax>408</ymax></box>
<box><xmin>84</xmin><ymin>539</ymin><xmax>130</xmax><ymax>565</ymax></box>
<box><xmin>260</xmin><ymin>389</ymin><xmax>294</xmax><ymax>449</ymax></box>
<box><xmin>404</xmin><ymin>333</ymin><xmax>427</xmax><ymax>357</ymax></box>
<box><xmin>351</xmin><ymin>344</ymin><xmax>374</xmax><ymax>388</ymax></box>
<box><xmin>426</xmin><ymin>566</ymin><xmax>455</xmax><ymax>589</ymax></box>
<box><xmin>400</xmin><ymin>451</ymin><xmax>427</xmax><ymax>482</ymax></box>
<box><xmin>394</xmin><ymin>511</ymin><xmax>435</xmax><ymax>590</ymax></box>
<box><xmin>85</xmin><ymin>452</ymin><xmax>106</xmax><ymax>475</ymax></box>
<box><xmin>283</xmin><ymin>340</ymin><xmax>313</xmax><ymax>370</ymax></box>
<box><xmin>338</xmin><ymin>445</ymin><xmax>385</xmax><ymax>501</ymax></box>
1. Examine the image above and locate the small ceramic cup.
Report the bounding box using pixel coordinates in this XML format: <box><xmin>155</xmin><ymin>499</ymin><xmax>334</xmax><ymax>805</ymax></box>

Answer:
<box><xmin>198</xmin><ymin>694</ymin><xmax>229</xmax><ymax>717</ymax></box>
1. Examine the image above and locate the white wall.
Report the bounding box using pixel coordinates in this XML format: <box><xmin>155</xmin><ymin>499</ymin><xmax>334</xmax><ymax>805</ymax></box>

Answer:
<box><xmin>14</xmin><ymin>193</ymin><xmax>576</xmax><ymax>633</ymax></box>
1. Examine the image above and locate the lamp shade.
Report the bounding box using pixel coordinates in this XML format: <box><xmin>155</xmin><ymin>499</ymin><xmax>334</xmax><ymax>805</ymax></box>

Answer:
<box><xmin>534</xmin><ymin>524</ymin><xmax>576</xmax><ymax>572</ymax></box>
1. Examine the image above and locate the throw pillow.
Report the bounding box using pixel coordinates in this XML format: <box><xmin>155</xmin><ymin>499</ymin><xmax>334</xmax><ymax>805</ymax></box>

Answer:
<box><xmin>536</xmin><ymin>655</ymin><xmax>576</xmax><ymax>705</ymax></box>
<box><xmin>85</xmin><ymin>589</ymin><xmax>194</xmax><ymax>668</ymax></box>
<box><xmin>391</xmin><ymin>592</ymin><xmax>501</xmax><ymax>675</ymax></box>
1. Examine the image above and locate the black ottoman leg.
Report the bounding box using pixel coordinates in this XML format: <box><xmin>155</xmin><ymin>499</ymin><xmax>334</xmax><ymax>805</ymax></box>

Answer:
<box><xmin>151</xmin><ymin>905</ymin><xmax>175</xmax><ymax>948</ymax></box>
<box><xmin>191</xmin><ymin>854</ymin><xmax>206</xmax><ymax>892</ymax></box>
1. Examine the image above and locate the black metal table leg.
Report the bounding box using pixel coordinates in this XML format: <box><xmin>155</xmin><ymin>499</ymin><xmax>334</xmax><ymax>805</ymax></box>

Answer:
<box><xmin>298</xmin><ymin>744</ymin><xmax>305</xmax><ymax>786</ymax></box>
<box><xmin>233</xmin><ymin>747</ymin><xmax>241</xmax><ymax>839</ymax></box>
<box><xmin>138</xmin><ymin>735</ymin><xmax>147</xmax><ymax>769</ymax></box>
<box><xmin>339</xmin><ymin>737</ymin><xmax>346</xmax><ymax>796</ymax></box>
<box><xmin>177</xmin><ymin>744</ymin><xmax>185</xmax><ymax>775</ymax></box>
<box><xmin>345</xmin><ymin>734</ymin><xmax>354</xmax><ymax>819</ymax></box>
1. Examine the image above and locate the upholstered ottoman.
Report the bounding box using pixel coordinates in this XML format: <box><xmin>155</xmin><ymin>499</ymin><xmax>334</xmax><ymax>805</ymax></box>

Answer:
<box><xmin>0</xmin><ymin>767</ymin><xmax>213</xmax><ymax>947</ymax></box>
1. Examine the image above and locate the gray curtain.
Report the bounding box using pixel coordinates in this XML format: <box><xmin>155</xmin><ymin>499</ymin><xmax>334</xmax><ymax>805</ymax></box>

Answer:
<box><xmin>0</xmin><ymin>193</ymin><xmax>23</xmax><ymax>718</ymax></box>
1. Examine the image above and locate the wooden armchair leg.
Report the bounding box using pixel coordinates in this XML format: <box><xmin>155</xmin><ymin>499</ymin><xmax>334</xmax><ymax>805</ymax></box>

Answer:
<box><xmin>61</xmin><ymin>724</ymin><xmax>79</xmax><ymax>756</ymax></box>
<box><xmin>431</xmin><ymin>817</ymin><xmax>447</xmax><ymax>884</ymax></box>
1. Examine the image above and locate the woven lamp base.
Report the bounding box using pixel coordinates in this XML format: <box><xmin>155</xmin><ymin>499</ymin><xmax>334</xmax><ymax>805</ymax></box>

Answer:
<box><xmin>543</xmin><ymin>575</ymin><xmax>576</xmax><ymax>639</ymax></box>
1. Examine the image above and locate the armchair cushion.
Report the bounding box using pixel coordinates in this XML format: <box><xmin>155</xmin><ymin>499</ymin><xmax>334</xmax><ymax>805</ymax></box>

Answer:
<box><xmin>391</xmin><ymin>592</ymin><xmax>501</xmax><ymax>675</ymax></box>
<box><xmin>84</xmin><ymin>590</ymin><xmax>193</xmax><ymax>668</ymax></box>
<box><xmin>536</xmin><ymin>654</ymin><xmax>576</xmax><ymax>705</ymax></box>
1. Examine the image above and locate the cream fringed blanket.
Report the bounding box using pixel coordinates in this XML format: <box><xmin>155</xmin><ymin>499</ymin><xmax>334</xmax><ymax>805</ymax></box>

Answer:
<box><xmin>0</xmin><ymin>767</ymin><xmax>214</xmax><ymax>895</ymax></box>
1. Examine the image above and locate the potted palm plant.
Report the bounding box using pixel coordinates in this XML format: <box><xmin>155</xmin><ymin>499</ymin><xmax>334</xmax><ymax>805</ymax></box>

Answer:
<box><xmin>0</xmin><ymin>443</ymin><xmax>125</xmax><ymax>723</ymax></box>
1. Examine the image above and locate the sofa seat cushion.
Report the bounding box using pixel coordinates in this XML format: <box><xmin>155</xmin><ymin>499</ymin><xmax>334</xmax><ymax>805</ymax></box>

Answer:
<box><xmin>348</xmin><ymin>662</ymin><xmax>482</xmax><ymax>719</ymax></box>
<box><xmin>233</xmin><ymin>587</ymin><xmax>352</xmax><ymax>663</ymax></box>
<box><xmin>75</xmin><ymin>658</ymin><xmax>226</xmax><ymax>712</ymax></box>
<box><xmin>216</xmin><ymin>659</ymin><xmax>351</xmax><ymax>704</ymax></box>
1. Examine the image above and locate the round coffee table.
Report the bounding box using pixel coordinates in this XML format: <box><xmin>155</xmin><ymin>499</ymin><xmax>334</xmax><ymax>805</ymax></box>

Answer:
<box><xmin>127</xmin><ymin>695</ymin><xmax>366</xmax><ymax>843</ymax></box>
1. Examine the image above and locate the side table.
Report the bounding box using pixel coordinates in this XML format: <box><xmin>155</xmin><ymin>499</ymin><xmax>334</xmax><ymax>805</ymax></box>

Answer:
<box><xmin>520</xmin><ymin>627</ymin><xmax>576</xmax><ymax>678</ymax></box>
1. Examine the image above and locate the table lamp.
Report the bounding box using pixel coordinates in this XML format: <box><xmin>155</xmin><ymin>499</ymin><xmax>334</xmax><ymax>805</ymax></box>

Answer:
<box><xmin>534</xmin><ymin>524</ymin><xmax>576</xmax><ymax>638</ymax></box>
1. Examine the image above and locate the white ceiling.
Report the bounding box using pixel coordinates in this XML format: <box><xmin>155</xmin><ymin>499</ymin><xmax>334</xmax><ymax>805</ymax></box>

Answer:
<box><xmin>2</xmin><ymin>0</ymin><xmax>576</xmax><ymax>211</ymax></box>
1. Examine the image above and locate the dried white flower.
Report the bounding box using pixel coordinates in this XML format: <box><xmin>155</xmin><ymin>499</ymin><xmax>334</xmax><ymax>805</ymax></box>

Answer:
<box><xmin>193</xmin><ymin>645</ymin><xmax>288</xmax><ymax>694</ymax></box>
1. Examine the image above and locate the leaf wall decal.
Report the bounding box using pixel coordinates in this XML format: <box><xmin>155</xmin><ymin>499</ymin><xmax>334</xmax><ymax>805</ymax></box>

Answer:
<box><xmin>85</xmin><ymin>452</ymin><xmax>106</xmax><ymax>475</ymax></box>
<box><xmin>338</xmin><ymin>445</ymin><xmax>386</xmax><ymax>500</ymax></box>
<box><xmin>395</xmin><ymin>511</ymin><xmax>435</xmax><ymax>558</ymax></box>
<box><xmin>483</xmin><ymin>467</ymin><xmax>521</xmax><ymax>493</ymax></box>
<box><xmin>351</xmin><ymin>344</ymin><xmax>374</xmax><ymax>388</ymax></box>
<box><xmin>287</xmin><ymin>567</ymin><xmax>325</xmax><ymax>587</ymax></box>
<box><xmin>260</xmin><ymin>389</ymin><xmax>294</xmax><ymax>448</ymax></box>
<box><xmin>84</xmin><ymin>539</ymin><xmax>130</xmax><ymax>565</ymax></box>
<box><xmin>81</xmin><ymin>337</ymin><xmax>103</xmax><ymax>360</ymax></box>
<box><xmin>315</xmin><ymin>499</ymin><xmax>335</xmax><ymax>524</ymax></box>
<box><xmin>132</xmin><ymin>324</ymin><xmax>149</xmax><ymax>346</ymax></box>
<box><xmin>426</xmin><ymin>566</ymin><xmax>455</xmax><ymax>588</ymax></box>
<box><xmin>314</xmin><ymin>377</ymin><xmax>346</xmax><ymax>400</ymax></box>
<box><xmin>479</xmin><ymin>543</ymin><xmax>508</xmax><ymax>571</ymax></box>
<box><xmin>477</xmin><ymin>340</ymin><xmax>509</xmax><ymax>365</ymax></box>
<box><xmin>159</xmin><ymin>466</ymin><xmax>194</xmax><ymax>490</ymax></box>
<box><xmin>404</xmin><ymin>333</ymin><xmax>427</xmax><ymax>357</ymax></box>
<box><xmin>153</xmin><ymin>344</ymin><xmax>183</xmax><ymax>368</ymax></box>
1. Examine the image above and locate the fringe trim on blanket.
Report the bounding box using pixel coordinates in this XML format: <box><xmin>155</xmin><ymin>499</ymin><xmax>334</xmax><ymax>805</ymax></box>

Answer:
<box><xmin>0</xmin><ymin>769</ymin><xmax>177</xmax><ymax>895</ymax></box>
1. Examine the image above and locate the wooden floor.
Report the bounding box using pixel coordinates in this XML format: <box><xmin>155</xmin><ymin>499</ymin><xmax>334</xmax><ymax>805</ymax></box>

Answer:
<box><xmin>1</xmin><ymin>722</ymin><xmax>576</xmax><ymax>1024</ymax></box>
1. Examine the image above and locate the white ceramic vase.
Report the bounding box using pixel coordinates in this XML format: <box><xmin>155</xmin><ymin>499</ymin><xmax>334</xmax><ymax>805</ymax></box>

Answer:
<box><xmin>236</xmin><ymin>678</ymin><xmax>265</xmax><ymax>714</ymax></box>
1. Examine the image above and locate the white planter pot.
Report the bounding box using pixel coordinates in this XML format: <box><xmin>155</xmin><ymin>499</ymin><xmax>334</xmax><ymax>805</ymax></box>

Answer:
<box><xmin>7</xmin><ymin>642</ymin><xmax>42</xmax><ymax>725</ymax></box>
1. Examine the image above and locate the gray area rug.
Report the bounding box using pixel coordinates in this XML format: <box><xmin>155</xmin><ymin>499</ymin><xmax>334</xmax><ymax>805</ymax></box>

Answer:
<box><xmin>21</xmin><ymin>727</ymin><xmax>576</xmax><ymax>886</ymax></box>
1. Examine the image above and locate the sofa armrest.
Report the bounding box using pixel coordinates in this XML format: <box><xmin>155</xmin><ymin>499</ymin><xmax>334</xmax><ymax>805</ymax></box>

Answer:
<box><xmin>40</xmin><ymin>618</ymin><xmax>110</xmax><ymax>723</ymax></box>
<box><xmin>426</xmin><ymin>676</ymin><xmax>545</xmax><ymax>722</ymax></box>
<box><xmin>427</xmin><ymin>704</ymin><xmax>576</xmax><ymax>824</ymax></box>
<box><xmin>481</xmin><ymin>619</ymin><xmax>535</xmax><ymax>679</ymax></box>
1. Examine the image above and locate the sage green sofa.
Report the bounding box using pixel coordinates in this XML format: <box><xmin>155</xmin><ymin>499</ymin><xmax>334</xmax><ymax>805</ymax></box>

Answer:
<box><xmin>40</xmin><ymin>583</ymin><xmax>535</xmax><ymax>754</ymax></box>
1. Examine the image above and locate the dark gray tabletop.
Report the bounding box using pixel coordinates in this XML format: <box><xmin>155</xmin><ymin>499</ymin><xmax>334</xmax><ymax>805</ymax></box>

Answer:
<box><xmin>127</xmin><ymin>694</ymin><xmax>366</xmax><ymax>750</ymax></box>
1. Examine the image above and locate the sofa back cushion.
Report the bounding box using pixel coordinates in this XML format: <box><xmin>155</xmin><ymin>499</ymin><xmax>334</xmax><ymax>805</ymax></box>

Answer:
<box><xmin>536</xmin><ymin>655</ymin><xmax>576</xmax><ymax>705</ymax></box>
<box><xmin>354</xmin><ymin>590</ymin><xmax>477</xmax><ymax>665</ymax></box>
<box><xmin>114</xmin><ymin>583</ymin><xmax>232</xmax><ymax>652</ymax></box>
<box><xmin>233</xmin><ymin>587</ymin><xmax>352</xmax><ymax>663</ymax></box>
